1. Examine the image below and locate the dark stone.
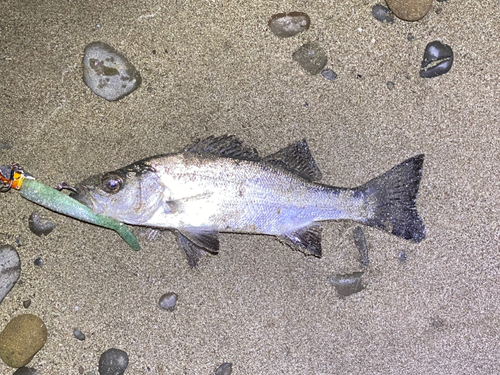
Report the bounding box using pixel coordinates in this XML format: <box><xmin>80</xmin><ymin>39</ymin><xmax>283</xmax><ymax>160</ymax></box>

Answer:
<box><xmin>23</xmin><ymin>299</ymin><xmax>31</xmax><ymax>309</ymax></box>
<box><xmin>158</xmin><ymin>292</ymin><xmax>178</xmax><ymax>311</ymax></box>
<box><xmin>419</xmin><ymin>41</ymin><xmax>453</xmax><ymax>78</ymax></box>
<box><xmin>73</xmin><ymin>329</ymin><xmax>86</xmax><ymax>341</ymax></box>
<box><xmin>215</xmin><ymin>362</ymin><xmax>232</xmax><ymax>375</ymax></box>
<box><xmin>13</xmin><ymin>367</ymin><xmax>37</xmax><ymax>375</ymax></box>
<box><xmin>28</xmin><ymin>212</ymin><xmax>55</xmax><ymax>237</ymax></box>
<box><xmin>321</xmin><ymin>69</ymin><xmax>337</xmax><ymax>81</ymax></box>
<box><xmin>268</xmin><ymin>12</ymin><xmax>310</xmax><ymax>38</ymax></box>
<box><xmin>329</xmin><ymin>272</ymin><xmax>365</xmax><ymax>297</ymax></box>
<box><xmin>292</xmin><ymin>42</ymin><xmax>328</xmax><ymax>75</ymax></box>
<box><xmin>98</xmin><ymin>348</ymin><xmax>129</xmax><ymax>375</ymax></box>
<box><xmin>371</xmin><ymin>4</ymin><xmax>394</xmax><ymax>23</ymax></box>
<box><xmin>353</xmin><ymin>227</ymin><xmax>369</xmax><ymax>267</ymax></box>
<box><xmin>386</xmin><ymin>81</ymin><xmax>395</xmax><ymax>90</ymax></box>
<box><xmin>34</xmin><ymin>258</ymin><xmax>43</xmax><ymax>266</ymax></box>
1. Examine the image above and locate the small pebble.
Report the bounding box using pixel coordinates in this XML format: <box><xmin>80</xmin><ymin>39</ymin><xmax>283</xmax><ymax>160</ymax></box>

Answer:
<box><xmin>34</xmin><ymin>258</ymin><xmax>43</xmax><ymax>266</ymax></box>
<box><xmin>371</xmin><ymin>4</ymin><xmax>394</xmax><ymax>23</ymax></box>
<box><xmin>0</xmin><ymin>142</ymin><xmax>13</xmax><ymax>150</ymax></box>
<box><xmin>353</xmin><ymin>227</ymin><xmax>369</xmax><ymax>267</ymax></box>
<box><xmin>73</xmin><ymin>329</ymin><xmax>86</xmax><ymax>341</ymax></box>
<box><xmin>83</xmin><ymin>42</ymin><xmax>142</xmax><ymax>101</ymax></box>
<box><xmin>215</xmin><ymin>362</ymin><xmax>232</xmax><ymax>375</ymax></box>
<box><xmin>398</xmin><ymin>251</ymin><xmax>407</xmax><ymax>263</ymax></box>
<box><xmin>292</xmin><ymin>42</ymin><xmax>327</xmax><ymax>75</ymax></box>
<box><xmin>28</xmin><ymin>212</ymin><xmax>55</xmax><ymax>237</ymax></box>
<box><xmin>0</xmin><ymin>314</ymin><xmax>47</xmax><ymax>368</ymax></box>
<box><xmin>385</xmin><ymin>0</ymin><xmax>432</xmax><ymax>21</ymax></box>
<box><xmin>268</xmin><ymin>12</ymin><xmax>310</xmax><ymax>38</ymax></box>
<box><xmin>158</xmin><ymin>292</ymin><xmax>178</xmax><ymax>311</ymax></box>
<box><xmin>23</xmin><ymin>299</ymin><xmax>31</xmax><ymax>309</ymax></box>
<box><xmin>386</xmin><ymin>81</ymin><xmax>395</xmax><ymax>90</ymax></box>
<box><xmin>321</xmin><ymin>69</ymin><xmax>337</xmax><ymax>81</ymax></box>
<box><xmin>0</xmin><ymin>244</ymin><xmax>21</xmax><ymax>305</ymax></box>
<box><xmin>13</xmin><ymin>367</ymin><xmax>37</xmax><ymax>375</ymax></box>
<box><xmin>329</xmin><ymin>272</ymin><xmax>365</xmax><ymax>297</ymax></box>
<box><xmin>419</xmin><ymin>41</ymin><xmax>453</xmax><ymax>78</ymax></box>
<box><xmin>98</xmin><ymin>348</ymin><xmax>129</xmax><ymax>375</ymax></box>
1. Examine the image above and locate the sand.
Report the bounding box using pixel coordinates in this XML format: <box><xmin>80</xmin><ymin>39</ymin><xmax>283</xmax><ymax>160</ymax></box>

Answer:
<box><xmin>1</xmin><ymin>0</ymin><xmax>499</xmax><ymax>373</ymax></box>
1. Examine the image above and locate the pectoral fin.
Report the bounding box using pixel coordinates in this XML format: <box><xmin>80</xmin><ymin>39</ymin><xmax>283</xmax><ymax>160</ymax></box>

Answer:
<box><xmin>281</xmin><ymin>223</ymin><xmax>323</xmax><ymax>257</ymax></box>
<box><xmin>175</xmin><ymin>228</ymin><xmax>220</xmax><ymax>268</ymax></box>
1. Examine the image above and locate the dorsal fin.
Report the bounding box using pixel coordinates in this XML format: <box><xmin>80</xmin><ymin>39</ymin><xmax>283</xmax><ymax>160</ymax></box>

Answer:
<box><xmin>185</xmin><ymin>135</ymin><xmax>260</xmax><ymax>161</ymax></box>
<box><xmin>264</xmin><ymin>139</ymin><xmax>322</xmax><ymax>182</ymax></box>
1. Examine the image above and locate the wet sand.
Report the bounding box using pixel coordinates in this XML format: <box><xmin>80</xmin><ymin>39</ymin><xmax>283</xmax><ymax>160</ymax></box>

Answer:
<box><xmin>1</xmin><ymin>0</ymin><xmax>500</xmax><ymax>373</ymax></box>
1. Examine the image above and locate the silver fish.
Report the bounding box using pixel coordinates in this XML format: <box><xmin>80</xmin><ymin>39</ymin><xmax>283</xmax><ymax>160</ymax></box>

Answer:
<box><xmin>71</xmin><ymin>135</ymin><xmax>425</xmax><ymax>266</ymax></box>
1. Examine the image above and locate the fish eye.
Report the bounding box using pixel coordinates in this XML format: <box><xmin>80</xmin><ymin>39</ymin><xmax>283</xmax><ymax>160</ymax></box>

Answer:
<box><xmin>101</xmin><ymin>174</ymin><xmax>123</xmax><ymax>193</ymax></box>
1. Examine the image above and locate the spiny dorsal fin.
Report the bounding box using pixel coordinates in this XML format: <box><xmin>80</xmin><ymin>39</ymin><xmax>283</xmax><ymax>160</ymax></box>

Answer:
<box><xmin>281</xmin><ymin>223</ymin><xmax>323</xmax><ymax>257</ymax></box>
<box><xmin>264</xmin><ymin>140</ymin><xmax>322</xmax><ymax>182</ymax></box>
<box><xmin>185</xmin><ymin>135</ymin><xmax>260</xmax><ymax>161</ymax></box>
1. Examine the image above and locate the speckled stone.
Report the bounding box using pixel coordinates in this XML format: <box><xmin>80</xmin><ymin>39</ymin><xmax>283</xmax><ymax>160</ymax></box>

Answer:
<box><xmin>83</xmin><ymin>42</ymin><xmax>142</xmax><ymax>101</ymax></box>
<box><xmin>386</xmin><ymin>0</ymin><xmax>432</xmax><ymax>21</ymax></box>
<box><xmin>0</xmin><ymin>314</ymin><xmax>47</xmax><ymax>368</ymax></box>
<box><xmin>98</xmin><ymin>348</ymin><xmax>129</xmax><ymax>375</ymax></box>
<box><xmin>292</xmin><ymin>42</ymin><xmax>328</xmax><ymax>75</ymax></box>
<box><xmin>268</xmin><ymin>12</ymin><xmax>310</xmax><ymax>38</ymax></box>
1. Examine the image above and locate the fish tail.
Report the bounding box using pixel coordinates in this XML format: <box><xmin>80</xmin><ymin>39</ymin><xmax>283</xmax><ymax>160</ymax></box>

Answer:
<box><xmin>358</xmin><ymin>154</ymin><xmax>425</xmax><ymax>242</ymax></box>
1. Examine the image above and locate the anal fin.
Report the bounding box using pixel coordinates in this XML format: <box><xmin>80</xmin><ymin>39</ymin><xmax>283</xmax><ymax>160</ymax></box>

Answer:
<box><xmin>282</xmin><ymin>223</ymin><xmax>323</xmax><ymax>257</ymax></box>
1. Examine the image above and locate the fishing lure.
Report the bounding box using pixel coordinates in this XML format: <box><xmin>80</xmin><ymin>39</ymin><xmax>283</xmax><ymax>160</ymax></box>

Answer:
<box><xmin>0</xmin><ymin>164</ymin><xmax>140</xmax><ymax>251</ymax></box>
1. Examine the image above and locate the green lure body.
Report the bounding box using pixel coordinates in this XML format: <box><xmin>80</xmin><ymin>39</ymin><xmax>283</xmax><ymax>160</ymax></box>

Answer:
<box><xmin>19</xmin><ymin>178</ymin><xmax>140</xmax><ymax>251</ymax></box>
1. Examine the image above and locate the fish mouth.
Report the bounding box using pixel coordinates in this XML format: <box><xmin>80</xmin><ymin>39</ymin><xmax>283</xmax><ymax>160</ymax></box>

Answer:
<box><xmin>69</xmin><ymin>185</ymin><xmax>94</xmax><ymax>209</ymax></box>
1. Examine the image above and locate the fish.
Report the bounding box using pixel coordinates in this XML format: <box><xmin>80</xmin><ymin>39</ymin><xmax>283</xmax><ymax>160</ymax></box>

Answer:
<box><xmin>70</xmin><ymin>135</ymin><xmax>425</xmax><ymax>267</ymax></box>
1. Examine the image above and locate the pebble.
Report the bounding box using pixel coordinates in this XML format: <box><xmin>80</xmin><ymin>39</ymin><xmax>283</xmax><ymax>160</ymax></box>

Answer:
<box><xmin>158</xmin><ymin>292</ymin><xmax>178</xmax><ymax>311</ymax></box>
<box><xmin>215</xmin><ymin>362</ymin><xmax>232</xmax><ymax>375</ymax></box>
<box><xmin>385</xmin><ymin>0</ymin><xmax>432</xmax><ymax>21</ymax></box>
<box><xmin>329</xmin><ymin>272</ymin><xmax>365</xmax><ymax>297</ymax></box>
<box><xmin>23</xmin><ymin>299</ymin><xmax>31</xmax><ymax>309</ymax></box>
<box><xmin>34</xmin><ymin>258</ymin><xmax>43</xmax><ymax>266</ymax></box>
<box><xmin>0</xmin><ymin>244</ymin><xmax>21</xmax><ymax>305</ymax></box>
<box><xmin>353</xmin><ymin>227</ymin><xmax>369</xmax><ymax>267</ymax></box>
<box><xmin>321</xmin><ymin>69</ymin><xmax>337</xmax><ymax>81</ymax></box>
<box><xmin>292</xmin><ymin>42</ymin><xmax>327</xmax><ymax>75</ymax></box>
<box><xmin>371</xmin><ymin>4</ymin><xmax>394</xmax><ymax>23</ymax></box>
<box><xmin>419</xmin><ymin>41</ymin><xmax>453</xmax><ymax>78</ymax></box>
<box><xmin>386</xmin><ymin>81</ymin><xmax>395</xmax><ymax>90</ymax></box>
<box><xmin>0</xmin><ymin>314</ymin><xmax>47</xmax><ymax>368</ymax></box>
<box><xmin>398</xmin><ymin>251</ymin><xmax>407</xmax><ymax>263</ymax></box>
<box><xmin>73</xmin><ymin>329</ymin><xmax>86</xmax><ymax>341</ymax></box>
<box><xmin>13</xmin><ymin>367</ymin><xmax>37</xmax><ymax>375</ymax></box>
<box><xmin>98</xmin><ymin>348</ymin><xmax>129</xmax><ymax>375</ymax></box>
<box><xmin>83</xmin><ymin>42</ymin><xmax>142</xmax><ymax>101</ymax></box>
<box><xmin>28</xmin><ymin>212</ymin><xmax>55</xmax><ymax>237</ymax></box>
<box><xmin>268</xmin><ymin>12</ymin><xmax>310</xmax><ymax>38</ymax></box>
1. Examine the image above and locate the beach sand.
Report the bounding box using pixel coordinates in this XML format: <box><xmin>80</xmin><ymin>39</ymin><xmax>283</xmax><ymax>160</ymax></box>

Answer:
<box><xmin>1</xmin><ymin>0</ymin><xmax>499</xmax><ymax>373</ymax></box>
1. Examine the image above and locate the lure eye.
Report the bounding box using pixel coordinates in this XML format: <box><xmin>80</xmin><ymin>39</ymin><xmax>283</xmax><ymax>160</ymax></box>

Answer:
<box><xmin>101</xmin><ymin>174</ymin><xmax>123</xmax><ymax>193</ymax></box>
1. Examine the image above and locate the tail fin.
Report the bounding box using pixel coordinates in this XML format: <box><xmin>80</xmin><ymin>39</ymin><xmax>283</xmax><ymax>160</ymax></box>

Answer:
<box><xmin>358</xmin><ymin>155</ymin><xmax>425</xmax><ymax>242</ymax></box>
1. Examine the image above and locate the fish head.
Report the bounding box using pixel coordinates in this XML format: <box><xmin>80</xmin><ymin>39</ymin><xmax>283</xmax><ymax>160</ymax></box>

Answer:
<box><xmin>70</xmin><ymin>162</ymin><xmax>166</xmax><ymax>224</ymax></box>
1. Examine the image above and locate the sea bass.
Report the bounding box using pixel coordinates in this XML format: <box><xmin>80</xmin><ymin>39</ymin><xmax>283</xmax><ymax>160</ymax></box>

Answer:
<box><xmin>70</xmin><ymin>135</ymin><xmax>425</xmax><ymax>266</ymax></box>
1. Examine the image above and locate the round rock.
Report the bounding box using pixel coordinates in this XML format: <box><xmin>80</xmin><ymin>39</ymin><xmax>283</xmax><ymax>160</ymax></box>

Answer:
<box><xmin>98</xmin><ymin>348</ymin><xmax>129</xmax><ymax>375</ymax></box>
<box><xmin>0</xmin><ymin>314</ymin><xmax>47</xmax><ymax>368</ymax></box>
<box><xmin>83</xmin><ymin>42</ymin><xmax>142</xmax><ymax>101</ymax></box>
<box><xmin>268</xmin><ymin>12</ymin><xmax>310</xmax><ymax>38</ymax></box>
<box><xmin>28</xmin><ymin>212</ymin><xmax>55</xmax><ymax>237</ymax></box>
<box><xmin>215</xmin><ymin>362</ymin><xmax>232</xmax><ymax>375</ymax></box>
<box><xmin>0</xmin><ymin>244</ymin><xmax>21</xmax><ymax>305</ymax></box>
<box><xmin>292</xmin><ymin>42</ymin><xmax>327</xmax><ymax>75</ymax></box>
<box><xmin>158</xmin><ymin>292</ymin><xmax>178</xmax><ymax>311</ymax></box>
<box><xmin>419</xmin><ymin>41</ymin><xmax>453</xmax><ymax>78</ymax></box>
<box><xmin>386</xmin><ymin>0</ymin><xmax>432</xmax><ymax>21</ymax></box>
<box><xmin>371</xmin><ymin>4</ymin><xmax>394</xmax><ymax>23</ymax></box>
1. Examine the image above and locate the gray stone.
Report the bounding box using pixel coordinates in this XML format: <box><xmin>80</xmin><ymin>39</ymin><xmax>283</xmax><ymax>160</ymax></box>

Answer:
<box><xmin>329</xmin><ymin>272</ymin><xmax>365</xmax><ymax>297</ymax></box>
<box><xmin>28</xmin><ymin>212</ymin><xmax>55</xmax><ymax>237</ymax></box>
<box><xmin>13</xmin><ymin>367</ymin><xmax>37</xmax><ymax>375</ymax></box>
<box><xmin>73</xmin><ymin>329</ymin><xmax>86</xmax><ymax>341</ymax></box>
<box><xmin>215</xmin><ymin>362</ymin><xmax>232</xmax><ymax>375</ymax></box>
<box><xmin>98</xmin><ymin>348</ymin><xmax>129</xmax><ymax>375</ymax></box>
<box><xmin>158</xmin><ymin>292</ymin><xmax>178</xmax><ymax>311</ymax></box>
<box><xmin>268</xmin><ymin>12</ymin><xmax>310</xmax><ymax>38</ymax></box>
<box><xmin>292</xmin><ymin>42</ymin><xmax>327</xmax><ymax>75</ymax></box>
<box><xmin>0</xmin><ymin>244</ymin><xmax>21</xmax><ymax>305</ymax></box>
<box><xmin>83</xmin><ymin>42</ymin><xmax>142</xmax><ymax>101</ymax></box>
<box><xmin>321</xmin><ymin>69</ymin><xmax>337</xmax><ymax>81</ymax></box>
<box><xmin>371</xmin><ymin>4</ymin><xmax>394</xmax><ymax>23</ymax></box>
